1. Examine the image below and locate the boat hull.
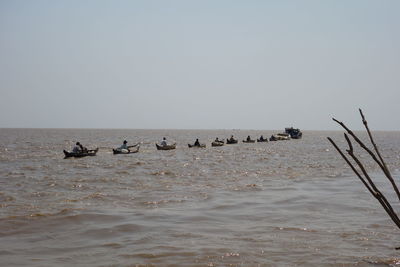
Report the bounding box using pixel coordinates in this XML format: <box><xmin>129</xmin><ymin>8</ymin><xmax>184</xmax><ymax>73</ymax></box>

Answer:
<box><xmin>113</xmin><ymin>146</ymin><xmax>140</xmax><ymax>154</ymax></box>
<box><xmin>156</xmin><ymin>143</ymin><xmax>176</xmax><ymax>150</ymax></box>
<box><xmin>211</xmin><ymin>141</ymin><xmax>224</xmax><ymax>147</ymax></box>
<box><xmin>63</xmin><ymin>148</ymin><xmax>99</xmax><ymax>158</ymax></box>
<box><xmin>269</xmin><ymin>134</ymin><xmax>290</xmax><ymax>141</ymax></box>
<box><xmin>188</xmin><ymin>144</ymin><xmax>206</xmax><ymax>148</ymax></box>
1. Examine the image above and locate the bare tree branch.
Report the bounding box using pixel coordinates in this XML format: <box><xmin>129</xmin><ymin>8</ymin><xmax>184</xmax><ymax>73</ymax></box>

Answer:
<box><xmin>327</xmin><ymin>137</ymin><xmax>374</xmax><ymax>195</ymax></box>
<box><xmin>332</xmin><ymin>117</ymin><xmax>400</xmax><ymax>202</ymax></box>
<box><xmin>347</xmin><ymin>148</ymin><xmax>400</xmax><ymax>227</ymax></box>
<box><xmin>359</xmin><ymin>109</ymin><xmax>400</xmax><ymax>201</ymax></box>
<box><xmin>328</xmin><ymin>110</ymin><xmax>400</xmax><ymax>233</ymax></box>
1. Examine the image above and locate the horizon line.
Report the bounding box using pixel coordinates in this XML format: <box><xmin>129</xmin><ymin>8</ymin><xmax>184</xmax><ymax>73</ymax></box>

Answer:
<box><xmin>0</xmin><ymin>127</ymin><xmax>398</xmax><ymax>132</ymax></box>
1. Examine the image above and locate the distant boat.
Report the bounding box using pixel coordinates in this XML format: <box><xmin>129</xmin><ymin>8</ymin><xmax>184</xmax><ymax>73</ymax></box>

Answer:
<box><xmin>226</xmin><ymin>138</ymin><xmax>238</xmax><ymax>144</ymax></box>
<box><xmin>63</xmin><ymin>148</ymin><xmax>99</xmax><ymax>158</ymax></box>
<box><xmin>269</xmin><ymin>133</ymin><xmax>290</xmax><ymax>141</ymax></box>
<box><xmin>188</xmin><ymin>143</ymin><xmax>206</xmax><ymax>148</ymax></box>
<box><xmin>242</xmin><ymin>139</ymin><xmax>256</xmax><ymax>143</ymax></box>
<box><xmin>285</xmin><ymin>127</ymin><xmax>303</xmax><ymax>139</ymax></box>
<box><xmin>212</xmin><ymin>141</ymin><xmax>224</xmax><ymax>147</ymax></box>
<box><xmin>156</xmin><ymin>143</ymin><xmax>176</xmax><ymax>150</ymax></box>
<box><xmin>113</xmin><ymin>145</ymin><xmax>140</xmax><ymax>154</ymax></box>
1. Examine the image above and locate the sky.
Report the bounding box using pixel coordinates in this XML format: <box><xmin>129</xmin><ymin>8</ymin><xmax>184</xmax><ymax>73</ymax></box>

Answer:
<box><xmin>0</xmin><ymin>0</ymin><xmax>399</xmax><ymax>130</ymax></box>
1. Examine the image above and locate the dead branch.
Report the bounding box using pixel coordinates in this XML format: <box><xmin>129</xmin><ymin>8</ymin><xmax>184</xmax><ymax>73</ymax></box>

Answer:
<box><xmin>328</xmin><ymin>109</ymin><xmax>400</xmax><ymax>231</ymax></box>
<box><xmin>358</xmin><ymin>109</ymin><xmax>400</xmax><ymax>201</ymax></box>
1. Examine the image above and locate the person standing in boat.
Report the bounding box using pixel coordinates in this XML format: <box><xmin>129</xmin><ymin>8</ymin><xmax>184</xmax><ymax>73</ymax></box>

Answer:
<box><xmin>160</xmin><ymin>137</ymin><xmax>167</xmax><ymax>146</ymax></box>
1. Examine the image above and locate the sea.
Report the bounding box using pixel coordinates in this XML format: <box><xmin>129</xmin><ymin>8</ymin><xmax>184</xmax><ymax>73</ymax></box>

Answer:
<box><xmin>1</xmin><ymin>129</ymin><xmax>400</xmax><ymax>266</ymax></box>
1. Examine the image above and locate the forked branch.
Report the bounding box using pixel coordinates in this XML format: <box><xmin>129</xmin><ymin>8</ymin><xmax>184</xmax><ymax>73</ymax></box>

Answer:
<box><xmin>328</xmin><ymin>109</ymin><xmax>400</xmax><ymax>231</ymax></box>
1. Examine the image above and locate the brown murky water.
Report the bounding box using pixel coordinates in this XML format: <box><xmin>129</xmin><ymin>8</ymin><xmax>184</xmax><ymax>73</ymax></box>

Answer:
<box><xmin>1</xmin><ymin>129</ymin><xmax>400</xmax><ymax>266</ymax></box>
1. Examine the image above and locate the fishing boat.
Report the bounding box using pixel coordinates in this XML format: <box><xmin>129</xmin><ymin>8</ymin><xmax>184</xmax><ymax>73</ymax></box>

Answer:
<box><xmin>63</xmin><ymin>148</ymin><xmax>99</xmax><ymax>158</ymax></box>
<box><xmin>156</xmin><ymin>143</ymin><xmax>176</xmax><ymax>150</ymax></box>
<box><xmin>269</xmin><ymin>133</ymin><xmax>291</xmax><ymax>141</ymax></box>
<box><xmin>188</xmin><ymin>144</ymin><xmax>206</xmax><ymax>148</ymax></box>
<box><xmin>257</xmin><ymin>138</ymin><xmax>268</xmax><ymax>142</ymax></box>
<box><xmin>211</xmin><ymin>141</ymin><xmax>224</xmax><ymax>147</ymax></box>
<box><xmin>285</xmin><ymin>127</ymin><xmax>303</xmax><ymax>139</ymax></box>
<box><xmin>226</xmin><ymin>139</ymin><xmax>238</xmax><ymax>144</ymax></box>
<box><xmin>113</xmin><ymin>145</ymin><xmax>140</xmax><ymax>154</ymax></box>
<box><xmin>243</xmin><ymin>139</ymin><xmax>256</xmax><ymax>143</ymax></box>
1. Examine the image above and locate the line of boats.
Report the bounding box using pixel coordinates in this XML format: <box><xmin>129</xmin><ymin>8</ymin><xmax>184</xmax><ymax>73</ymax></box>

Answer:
<box><xmin>63</xmin><ymin>128</ymin><xmax>302</xmax><ymax>158</ymax></box>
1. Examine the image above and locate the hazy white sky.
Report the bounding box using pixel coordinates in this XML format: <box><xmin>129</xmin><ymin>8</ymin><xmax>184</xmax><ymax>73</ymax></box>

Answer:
<box><xmin>1</xmin><ymin>0</ymin><xmax>399</xmax><ymax>130</ymax></box>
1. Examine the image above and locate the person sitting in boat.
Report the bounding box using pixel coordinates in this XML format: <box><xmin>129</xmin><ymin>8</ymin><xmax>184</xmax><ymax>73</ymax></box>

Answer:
<box><xmin>229</xmin><ymin>135</ymin><xmax>235</xmax><ymax>142</ymax></box>
<box><xmin>194</xmin><ymin>139</ymin><xmax>200</xmax><ymax>146</ymax></box>
<box><xmin>246</xmin><ymin>135</ymin><xmax>251</xmax><ymax>141</ymax></box>
<box><xmin>215</xmin><ymin>137</ymin><xmax>221</xmax><ymax>143</ymax></box>
<box><xmin>259</xmin><ymin>135</ymin><xmax>265</xmax><ymax>141</ymax></box>
<box><xmin>73</xmin><ymin>142</ymin><xmax>88</xmax><ymax>153</ymax></box>
<box><xmin>160</xmin><ymin>137</ymin><xmax>167</xmax><ymax>146</ymax></box>
<box><xmin>72</xmin><ymin>142</ymin><xmax>82</xmax><ymax>153</ymax></box>
<box><xmin>118</xmin><ymin>140</ymin><xmax>130</xmax><ymax>152</ymax></box>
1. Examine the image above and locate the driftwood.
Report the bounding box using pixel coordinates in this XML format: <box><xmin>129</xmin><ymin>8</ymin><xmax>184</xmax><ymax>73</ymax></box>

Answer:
<box><xmin>327</xmin><ymin>109</ymin><xmax>400</xmax><ymax>244</ymax></box>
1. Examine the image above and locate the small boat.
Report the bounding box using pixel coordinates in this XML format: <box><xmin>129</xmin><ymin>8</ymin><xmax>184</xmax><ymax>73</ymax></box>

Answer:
<box><xmin>156</xmin><ymin>143</ymin><xmax>176</xmax><ymax>150</ymax></box>
<box><xmin>257</xmin><ymin>138</ymin><xmax>268</xmax><ymax>142</ymax></box>
<box><xmin>243</xmin><ymin>139</ymin><xmax>256</xmax><ymax>143</ymax></box>
<box><xmin>63</xmin><ymin>148</ymin><xmax>99</xmax><ymax>158</ymax></box>
<box><xmin>188</xmin><ymin>144</ymin><xmax>206</xmax><ymax>148</ymax></box>
<box><xmin>285</xmin><ymin>127</ymin><xmax>303</xmax><ymax>139</ymax></box>
<box><xmin>226</xmin><ymin>139</ymin><xmax>238</xmax><ymax>144</ymax></box>
<box><xmin>211</xmin><ymin>141</ymin><xmax>224</xmax><ymax>147</ymax></box>
<box><xmin>127</xmin><ymin>142</ymin><xmax>140</xmax><ymax>148</ymax></box>
<box><xmin>269</xmin><ymin>133</ymin><xmax>291</xmax><ymax>141</ymax></box>
<box><xmin>113</xmin><ymin>145</ymin><xmax>140</xmax><ymax>154</ymax></box>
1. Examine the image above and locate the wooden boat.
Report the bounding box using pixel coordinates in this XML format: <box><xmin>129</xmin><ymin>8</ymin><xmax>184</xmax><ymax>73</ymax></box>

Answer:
<box><xmin>269</xmin><ymin>133</ymin><xmax>291</xmax><ymax>141</ymax></box>
<box><xmin>113</xmin><ymin>145</ymin><xmax>140</xmax><ymax>154</ymax></box>
<box><xmin>211</xmin><ymin>141</ymin><xmax>224</xmax><ymax>147</ymax></box>
<box><xmin>257</xmin><ymin>138</ymin><xmax>268</xmax><ymax>142</ymax></box>
<box><xmin>188</xmin><ymin>144</ymin><xmax>206</xmax><ymax>148</ymax></box>
<box><xmin>63</xmin><ymin>148</ymin><xmax>99</xmax><ymax>158</ymax></box>
<box><xmin>156</xmin><ymin>143</ymin><xmax>176</xmax><ymax>150</ymax></box>
<box><xmin>226</xmin><ymin>139</ymin><xmax>238</xmax><ymax>144</ymax></box>
<box><xmin>243</xmin><ymin>139</ymin><xmax>256</xmax><ymax>143</ymax></box>
<box><xmin>126</xmin><ymin>142</ymin><xmax>140</xmax><ymax>148</ymax></box>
